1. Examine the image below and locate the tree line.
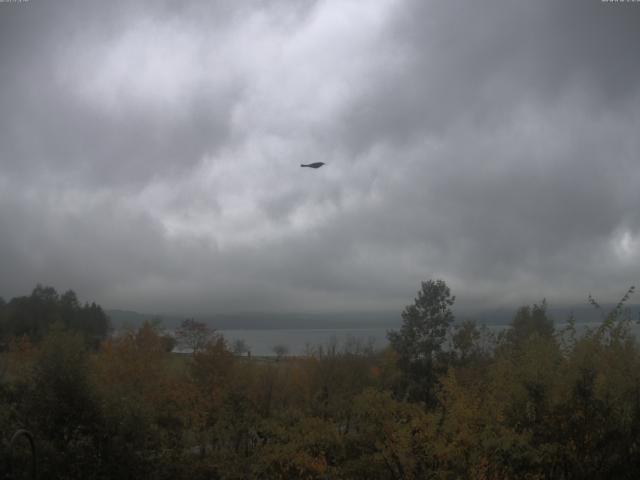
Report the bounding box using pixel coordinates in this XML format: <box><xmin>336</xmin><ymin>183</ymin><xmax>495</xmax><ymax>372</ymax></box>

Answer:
<box><xmin>0</xmin><ymin>285</ymin><xmax>110</xmax><ymax>348</ymax></box>
<box><xmin>1</xmin><ymin>281</ymin><xmax>639</xmax><ymax>479</ymax></box>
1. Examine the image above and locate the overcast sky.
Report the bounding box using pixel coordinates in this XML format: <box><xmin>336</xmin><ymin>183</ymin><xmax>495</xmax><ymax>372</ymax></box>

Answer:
<box><xmin>1</xmin><ymin>0</ymin><xmax>639</xmax><ymax>316</ymax></box>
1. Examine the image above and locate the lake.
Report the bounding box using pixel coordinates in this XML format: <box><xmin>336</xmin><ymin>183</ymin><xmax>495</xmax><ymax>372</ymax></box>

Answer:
<box><xmin>217</xmin><ymin>328</ymin><xmax>390</xmax><ymax>356</ymax></box>
<box><xmin>217</xmin><ymin>320</ymin><xmax>640</xmax><ymax>356</ymax></box>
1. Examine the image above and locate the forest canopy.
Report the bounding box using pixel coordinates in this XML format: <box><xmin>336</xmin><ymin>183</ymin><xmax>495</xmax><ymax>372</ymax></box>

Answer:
<box><xmin>1</xmin><ymin>281</ymin><xmax>639</xmax><ymax>479</ymax></box>
<box><xmin>0</xmin><ymin>285</ymin><xmax>110</xmax><ymax>347</ymax></box>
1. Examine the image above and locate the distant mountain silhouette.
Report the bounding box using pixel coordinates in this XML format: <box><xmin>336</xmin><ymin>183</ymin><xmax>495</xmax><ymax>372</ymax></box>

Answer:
<box><xmin>106</xmin><ymin>309</ymin><xmax>399</xmax><ymax>330</ymax></box>
<box><xmin>463</xmin><ymin>304</ymin><xmax>640</xmax><ymax>325</ymax></box>
<box><xmin>106</xmin><ymin>304</ymin><xmax>640</xmax><ymax>331</ymax></box>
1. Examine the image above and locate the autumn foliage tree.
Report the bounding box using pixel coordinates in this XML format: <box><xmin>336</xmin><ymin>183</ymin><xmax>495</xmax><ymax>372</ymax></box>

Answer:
<box><xmin>175</xmin><ymin>318</ymin><xmax>214</xmax><ymax>354</ymax></box>
<box><xmin>2</xmin><ymin>283</ymin><xmax>640</xmax><ymax>479</ymax></box>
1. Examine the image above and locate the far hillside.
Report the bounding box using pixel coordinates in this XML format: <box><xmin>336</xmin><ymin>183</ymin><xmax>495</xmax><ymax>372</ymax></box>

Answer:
<box><xmin>105</xmin><ymin>304</ymin><xmax>640</xmax><ymax>331</ymax></box>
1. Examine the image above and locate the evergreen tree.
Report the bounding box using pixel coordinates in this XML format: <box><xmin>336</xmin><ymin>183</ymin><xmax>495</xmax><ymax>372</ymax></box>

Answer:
<box><xmin>387</xmin><ymin>279</ymin><xmax>455</xmax><ymax>404</ymax></box>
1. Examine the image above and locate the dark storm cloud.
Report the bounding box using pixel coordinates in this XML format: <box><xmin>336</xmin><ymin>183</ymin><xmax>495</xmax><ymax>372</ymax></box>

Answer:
<box><xmin>1</xmin><ymin>0</ymin><xmax>639</xmax><ymax>315</ymax></box>
<box><xmin>342</xmin><ymin>0</ymin><xmax>640</xmax><ymax>152</ymax></box>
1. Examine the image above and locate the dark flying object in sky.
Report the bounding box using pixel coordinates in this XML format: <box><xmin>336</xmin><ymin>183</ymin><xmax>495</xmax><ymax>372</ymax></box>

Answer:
<box><xmin>300</xmin><ymin>162</ymin><xmax>325</xmax><ymax>169</ymax></box>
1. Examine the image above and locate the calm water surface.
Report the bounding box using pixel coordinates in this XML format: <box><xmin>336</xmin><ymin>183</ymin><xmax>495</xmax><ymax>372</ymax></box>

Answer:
<box><xmin>218</xmin><ymin>321</ymin><xmax>640</xmax><ymax>356</ymax></box>
<box><xmin>218</xmin><ymin>328</ymin><xmax>390</xmax><ymax>356</ymax></box>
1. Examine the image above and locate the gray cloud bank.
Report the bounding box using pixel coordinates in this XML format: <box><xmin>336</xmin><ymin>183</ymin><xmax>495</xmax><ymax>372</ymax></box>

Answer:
<box><xmin>1</xmin><ymin>0</ymin><xmax>639</xmax><ymax>316</ymax></box>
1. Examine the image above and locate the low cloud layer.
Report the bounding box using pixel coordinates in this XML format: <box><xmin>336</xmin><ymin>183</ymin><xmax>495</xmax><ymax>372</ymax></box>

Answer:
<box><xmin>1</xmin><ymin>0</ymin><xmax>639</xmax><ymax>315</ymax></box>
